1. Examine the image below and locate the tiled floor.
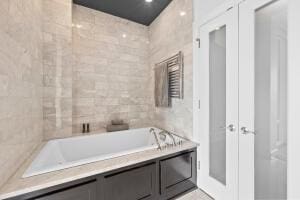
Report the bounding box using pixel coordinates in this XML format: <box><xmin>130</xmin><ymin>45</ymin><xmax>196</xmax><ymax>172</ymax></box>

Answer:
<box><xmin>177</xmin><ymin>189</ymin><xmax>213</xmax><ymax>200</ymax></box>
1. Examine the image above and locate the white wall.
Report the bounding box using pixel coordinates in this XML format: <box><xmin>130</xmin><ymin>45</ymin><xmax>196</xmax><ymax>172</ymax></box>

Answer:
<box><xmin>193</xmin><ymin>0</ymin><xmax>227</xmax><ymax>22</ymax></box>
<box><xmin>193</xmin><ymin>0</ymin><xmax>247</xmax><ymax>25</ymax></box>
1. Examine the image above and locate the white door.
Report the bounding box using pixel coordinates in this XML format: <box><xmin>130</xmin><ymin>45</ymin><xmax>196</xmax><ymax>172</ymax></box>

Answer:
<box><xmin>197</xmin><ymin>7</ymin><xmax>238</xmax><ymax>200</ymax></box>
<box><xmin>239</xmin><ymin>0</ymin><xmax>300</xmax><ymax>199</ymax></box>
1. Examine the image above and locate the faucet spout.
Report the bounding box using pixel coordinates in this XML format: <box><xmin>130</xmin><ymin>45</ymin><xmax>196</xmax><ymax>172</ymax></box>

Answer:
<box><xmin>159</xmin><ymin>130</ymin><xmax>177</xmax><ymax>146</ymax></box>
<box><xmin>150</xmin><ymin>128</ymin><xmax>162</xmax><ymax>150</ymax></box>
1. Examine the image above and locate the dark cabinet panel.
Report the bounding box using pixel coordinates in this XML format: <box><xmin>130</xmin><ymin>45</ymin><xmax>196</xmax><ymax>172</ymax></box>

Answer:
<box><xmin>6</xmin><ymin>148</ymin><xmax>197</xmax><ymax>200</ymax></box>
<box><xmin>34</xmin><ymin>181</ymin><xmax>97</xmax><ymax>200</ymax></box>
<box><xmin>160</xmin><ymin>151</ymin><xmax>197</xmax><ymax>199</ymax></box>
<box><xmin>101</xmin><ymin>163</ymin><xmax>156</xmax><ymax>200</ymax></box>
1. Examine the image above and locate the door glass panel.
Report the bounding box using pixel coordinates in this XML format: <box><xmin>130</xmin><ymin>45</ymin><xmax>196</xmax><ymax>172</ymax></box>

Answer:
<box><xmin>209</xmin><ymin>25</ymin><xmax>226</xmax><ymax>185</ymax></box>
<box><xmin>255</xmin><ymin>1</ymin><xmax>287</xmax><ymax>199</ymax></box>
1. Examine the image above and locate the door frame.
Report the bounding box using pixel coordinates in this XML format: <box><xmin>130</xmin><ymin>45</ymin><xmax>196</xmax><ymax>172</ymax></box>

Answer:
<box><xmin>238</xmin><ymin>0</ymin><xmax>300</xmax><ymax>199</ymax></box>
<box><xmin>194</xmin><ymin>6</ymin><xmax>239</xmax><ymax>200</ymax></box>
<box><xmin>287</xmin><ymin>0</ymin><xmax>300</xmax><ymax>199</ymax></box>
<box><xmin>193</xmin><ymin>0</ymin><xmax>300</xmax><ymax>199</ymax></box>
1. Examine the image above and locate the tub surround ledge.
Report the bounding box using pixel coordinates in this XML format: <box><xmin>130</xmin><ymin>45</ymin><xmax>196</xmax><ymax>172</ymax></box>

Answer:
<box><xmin>0</xmin><ymin>141</ymin><xmax>198</xmax><ymax>200</ymax></box>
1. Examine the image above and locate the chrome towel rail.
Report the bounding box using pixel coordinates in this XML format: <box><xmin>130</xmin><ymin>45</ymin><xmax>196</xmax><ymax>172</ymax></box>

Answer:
<box><xmin>155</xmin><ymin>51</ymin><xmax>184</xmax><ymax>99</ymax></box>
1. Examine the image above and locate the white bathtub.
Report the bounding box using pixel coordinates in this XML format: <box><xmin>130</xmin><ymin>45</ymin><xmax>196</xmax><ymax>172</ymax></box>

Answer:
<box><xmin>23</xmin><ymin>127</ymin><xmax>182</xmax><ymax>178</ymax></box>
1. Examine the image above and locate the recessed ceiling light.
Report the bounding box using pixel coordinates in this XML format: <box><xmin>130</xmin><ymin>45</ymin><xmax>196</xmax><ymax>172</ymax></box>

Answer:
<box><xmin>145</xmin><ymin>0</ymin><xmax>153</xmax><ymax>2</ymax></box>
<box><xmin>122</xmin><ymin>33</ymin><xmax>127</xmax><ymax>38</ymax></box>
<box><xmin>180</xmin><ymin>11</ymin><xmax>186</xmax><ymax>16</ymax></box>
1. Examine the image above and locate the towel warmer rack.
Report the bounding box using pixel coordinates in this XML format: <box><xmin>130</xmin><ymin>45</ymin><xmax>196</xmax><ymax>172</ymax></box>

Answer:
<box><xmin>155</xmin><ymin>51</ymin><xmax>184</xmax><ymax>99</ymax></box>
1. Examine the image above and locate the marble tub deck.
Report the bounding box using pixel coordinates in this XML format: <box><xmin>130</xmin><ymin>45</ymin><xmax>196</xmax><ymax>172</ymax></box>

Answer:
<box><xmin>0</xmin><ymin>141</ymin><xmax>198</xmax><ymax>200</ymax></box>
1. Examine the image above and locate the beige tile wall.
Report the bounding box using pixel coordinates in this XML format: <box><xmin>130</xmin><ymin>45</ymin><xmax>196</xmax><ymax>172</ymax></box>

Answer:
<box><xmin>72</xmin><ymin>5</ymin><xmax>153</xmax><ymax>134</ymax></box>
<box><xmin>0</xmin><ymin>0</ymin><xmax>194</xmax><ymax>188</ymax></box>
<box><xmin>42</xmin><ymin>1</ymin><xmax>193</xmax><ymax>138</ymax></box>
<box><xmin>42</xmin><ymin>0</ymin><xmax>73</xmax><ymax>140</ymax></box>
<box><xmin>149</xmin><ymin>0</ymin><xmax>194</xmax><ymax>139</ymax></box>
<box><xmin>0</xmin><ymin>0</ymin><xmax>44</xmax><ymax>188</ymax></box>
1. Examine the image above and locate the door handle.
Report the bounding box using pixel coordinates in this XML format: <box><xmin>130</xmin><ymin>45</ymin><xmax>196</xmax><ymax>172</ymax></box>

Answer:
<box><xmin>241</xmin><ymin>127</ymin><xmax>256</xmax><ymax>135</ymax></box>
<box><xmin>220</xmin><ymin>124</ymin><xmax>236</xmax><ymax>132</ymax></box>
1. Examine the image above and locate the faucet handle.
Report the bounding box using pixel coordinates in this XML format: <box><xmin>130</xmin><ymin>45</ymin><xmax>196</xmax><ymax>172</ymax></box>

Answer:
<box><xmin>158</xmin><ymin>131</ymin><xmax>167</xmax><ymax>141</ymax></box>
<box><xmin>149</xmin><ymin>128</ymin><xmax>155</xmax><ymax>133</ymax></box>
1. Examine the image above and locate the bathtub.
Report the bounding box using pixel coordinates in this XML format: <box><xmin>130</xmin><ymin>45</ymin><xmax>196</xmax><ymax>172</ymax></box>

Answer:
<box><xmin>23</xmin><ymin>127</ymin><xmax>182</xmax><ymax>178</ymax></box>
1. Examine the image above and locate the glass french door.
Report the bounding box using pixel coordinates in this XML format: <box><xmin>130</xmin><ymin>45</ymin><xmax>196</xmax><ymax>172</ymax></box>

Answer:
<box><xmin>196</xmin><ymin>0</ymin><xmax>300</xmax><ymax>199</ymax></box>
<box><xmin>238</xmin><ymin>0</ymin><xmax>300</xmax><ymax>199</ymax></box>
<box><xmin>197</xmin><ymin>7</ymin><xmax>238</xmax><ymax>200</ymax></box>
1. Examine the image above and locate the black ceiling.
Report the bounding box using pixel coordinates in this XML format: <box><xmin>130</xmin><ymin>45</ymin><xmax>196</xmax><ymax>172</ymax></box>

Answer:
<box><xmin>73</xmin><ymin>0</ymin><xmax>172</xmax><ymax>26</ymax></box>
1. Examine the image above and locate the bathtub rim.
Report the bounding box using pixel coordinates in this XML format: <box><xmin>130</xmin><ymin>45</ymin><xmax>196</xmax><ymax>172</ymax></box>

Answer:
<box><xmin>22</xmin><ymin>127</ymin><xmax>162</xmax><ymax>178</ymax></box>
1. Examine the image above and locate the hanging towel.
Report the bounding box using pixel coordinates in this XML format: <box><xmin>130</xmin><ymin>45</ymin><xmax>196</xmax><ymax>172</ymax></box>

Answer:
<box><xmin>155</xmin><ymin>62</ymin><xmax>170</xmax><ymax>107</ymax></box>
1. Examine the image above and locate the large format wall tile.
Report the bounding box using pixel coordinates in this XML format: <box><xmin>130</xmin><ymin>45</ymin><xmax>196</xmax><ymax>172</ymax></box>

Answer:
<box><xmin>0</xmin><ymin>1</ymin><xmax>194</xmax><ymax>188</ymax></box>
<box><xmin>72</xmin><ymin>5</ymin><xmax>152</xmax><ymax>134</ymax></box>
<box><xmin>149</xmin><ymin>0</ymin><xmax>193</xmax><ymax>139</ymax></box>
<box><xmin>0</xmin><ymin>0</ymin><xmax>43</xmax><ymax>188</ymax></box>
<box><xmin>42</xmin><ymin>0</ymin><xmax>73</xmax><ymax>140</ymax></box>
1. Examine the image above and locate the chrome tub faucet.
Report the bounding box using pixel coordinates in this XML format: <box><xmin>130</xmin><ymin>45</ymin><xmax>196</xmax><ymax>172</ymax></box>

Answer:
<box><xmin>150</xmin><ymin>128</ymin><xmax>162</xmax><ymax>150</ymax></box>
<box><xmin>158</xmin><ymin>130</ymin><xmax>177</xmax><ymax>146</ymax></box>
